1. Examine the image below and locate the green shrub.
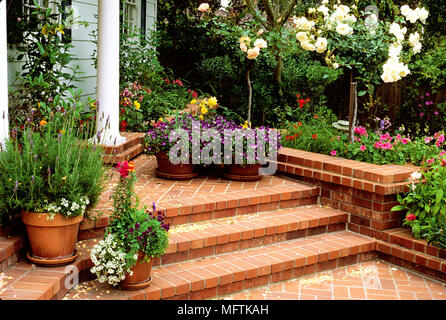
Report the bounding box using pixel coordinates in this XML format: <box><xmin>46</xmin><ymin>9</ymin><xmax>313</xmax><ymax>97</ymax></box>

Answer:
<box><xmin>0</xmin><ymin>111</ymin><xmax>107</xmax><ymax>223</ymax></box>
<box><xmin>392</xmin><ymin>155</ymin><xmax>446</xmax><ymax>249</ymax></box>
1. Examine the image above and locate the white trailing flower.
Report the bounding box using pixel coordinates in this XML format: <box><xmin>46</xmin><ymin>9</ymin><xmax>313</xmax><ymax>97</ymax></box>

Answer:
<box><xmin>389</xmin><ymin>22</ymin><xmax>407</xmax><ymax>41</ymax></box>
<box><xmin>300</xmin><ymin>41</ymin><xmax>316</xmax><ymax>51</ymax></box>
<box><xmin>296</xmin><ymin>31</ymin><xmax>308</xmax><ymax>42</ymax></box>
<box><xmin>90</xmin><ymin>233</ymin><xmax>130</xmax><ymax>286</ymax></box>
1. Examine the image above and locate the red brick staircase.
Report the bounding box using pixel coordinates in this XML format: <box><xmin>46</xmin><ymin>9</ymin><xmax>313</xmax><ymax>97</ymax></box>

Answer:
<box><xmin>0</xmin><ymin>147</ymin><xmax>445</xmax><ymax>300</ymax></box>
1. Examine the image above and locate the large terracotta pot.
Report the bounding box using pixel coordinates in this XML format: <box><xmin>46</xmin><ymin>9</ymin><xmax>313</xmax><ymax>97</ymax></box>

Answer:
<box><xmin>21</xmin><ymin>211</ymin><xmax>83</xmax><ymax>266</ymax></box>
<box><xmin>223</xmin><ymin>163</ymin><xmax>262</xmax><ymax>181</ymax></box>
<box><xmin>155</xmin><ymin>151</ymin><xmax>198</xmax><ymax>180</ymax></box>
<box><xmin>119</xmin><ymin>253</ymin><xmax>153</xmax><ymax>290</ymax></box>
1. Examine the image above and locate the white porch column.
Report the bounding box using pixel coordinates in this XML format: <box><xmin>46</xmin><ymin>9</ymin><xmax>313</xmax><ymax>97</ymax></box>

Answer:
<box><xmin>0</xmin><ymin>0</ymin><xmax>9</xmax><ymax>149</ymax></box>
<box><xmin>95</xmin><ymin>0</ymin><xmax>126</xmax><ymax>146</ymax></box>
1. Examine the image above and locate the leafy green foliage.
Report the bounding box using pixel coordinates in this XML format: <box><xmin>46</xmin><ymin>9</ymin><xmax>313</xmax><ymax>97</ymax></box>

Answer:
<box><xmin>0</xmin><ymin>110</ymin><xmax>107</xmax><ymax>223</ymax></box>
<box><xmin>392</xmin><ymin>157</ymin><xmax>446</xmax><ymax>249</ymax></box>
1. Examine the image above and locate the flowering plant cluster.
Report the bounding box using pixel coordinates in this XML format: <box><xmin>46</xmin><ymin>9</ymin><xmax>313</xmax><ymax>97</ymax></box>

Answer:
<box><xmin>292</xmin><ymin>0</ymin><xmax>428</xmax><ymax>99</ymax></box>
<box><xmin>36</xmin><ymin>197</ymin><xmax>90</xmax><ymax>220</ymax></box>
<box><xmin>392</xmin><ymin>152</ymin><xmax>446</xmax><ymax>249</ymax></box>
<box><xmin>119</xmin><ymin>82</ymin><xmax>150</xmax><ymax>132</ymax></box>
<box><xmin>91</xmin><ymin>162</ymin><xmax>169</xmax><ymax>286</ymax></box>
<box><xmin>331</xmin><ymin>126</ymin><xmax>445</xmax><ymax>165</ymax></box>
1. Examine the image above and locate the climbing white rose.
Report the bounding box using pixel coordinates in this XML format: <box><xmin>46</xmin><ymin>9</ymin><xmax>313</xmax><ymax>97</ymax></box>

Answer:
<box><xmin>254</xmin><ymin>38</ymin><xmax>268</xmax><ymax>49</ymax></box>
<box><xmin>247</xmin><ymin>46</ymin><xmax>260</xmax><ymax>59</ymax></box>
<box><xmin>315</xmin><ymin>37</ymin><xmax>328</xmax><ymax>53</ymax></box>
<box><xmin>336</xmin><ymin>23</ymin><xmax>353</xmax><ymax>35</ymax></box>
<box><xmin>300</xmin><ymin>41</ymin><xmax>316</xmax><ymax>51</ymax></box>
<box><xmin>296</xmin><ymin>31</ymin><xmax>308</xmax><ymax>42</ymax></box>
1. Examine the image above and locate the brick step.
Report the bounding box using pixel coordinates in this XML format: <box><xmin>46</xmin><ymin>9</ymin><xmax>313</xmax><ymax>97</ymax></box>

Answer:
<box><xmin>79</xmin><ymin>205</ymin><xmax>348</xmax><ymax>267</ymax></box>
<box><xmin>278</xmin><ymin>148</ymin><xmax>416</xmax><ymax>185</ymax></box>
<box><xmin>103</xmin><ymin>143</ymin><xmax>144</xmax><ymax>165</ymax></box>
<box><xmin>0</xmin><ymin>236</ymin><xmax>24</xmax><ymax>272</ymax></box>
<box><xmin>381</xmin><ymin>228</ymin><xmax>446</xmax><ymax>261</ymax></box>
<box><xmin>275</xmin><ymin>160</ymin><xmax>409</xmax><ymax>196</ymax></box>
<box><xmin>60</xmin><ymin>231</ymin><xmax>377</xmax><ymax>300</ymax></box>
<box><xmin>377</xmin><ymin>240</ymin><xmax>446</xmax><ymax>282</ymax></box>
<box><xmin>102</xmin><ymin>132</ymin><xmax>144</xmax><ymax>155</ymax></box>
<box><xmin>79</xmin><ymin>182</ymin><xmax>320</xmax><ymax>240</ymax></box>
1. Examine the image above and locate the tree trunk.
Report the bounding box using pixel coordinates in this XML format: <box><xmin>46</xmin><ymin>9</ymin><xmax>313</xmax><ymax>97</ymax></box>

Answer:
<box><xmin>247</xmin><ymin>66</ymin><xmax>253</xmax><ymax>125</ymax></box>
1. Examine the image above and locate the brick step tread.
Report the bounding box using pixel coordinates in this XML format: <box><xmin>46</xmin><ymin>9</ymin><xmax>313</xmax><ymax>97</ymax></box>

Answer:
<box><xmin>103</xmin><ymin>144</ymin><xmax>144</xmax><ymax>165</ymax></box>
<box><xmin>275</xmin><ymin>160</ymin><xmax>409</xmax><ymax>195</ymax></box>
<box><xmin>278</xmin><ymin>147</ymin><xmax>416</xmax><ymax>184</ymax></box>
<box><xmin>102</xmin><ymin>132</ymin><xmax>144</xmax><ymax>155</ymax></box>
<box><xmin>0</xmin><ymin>237</ymin><xmax>24</xmax><ymax>264</ymax></box>
<box><xmin>0</xmin><ymin>231</ymin><xmax>375</xmax><ymax>300</ymax></box>
<box><xmin>59</xmin><ymin>231</ymin><xmax>376</xmax><ymax>300</ymax></box>
<box><xmin>78</xmin><ymin>205</ymin><xmax>348</xmax><ymax>266</ymax></box>
<box><xmin>380</xmin><ymin>227</ymin><xmax>446</xmax><ymax>261</ymax></box>
<box><xmin>376</xmin><ymin>240</ymin><xmax>446</xmax><ymax>274</ymax></box>
<box><xmin>80</xmin><ymin>182</ymin><xmax>320</xmax><ymax>232</ymax></box>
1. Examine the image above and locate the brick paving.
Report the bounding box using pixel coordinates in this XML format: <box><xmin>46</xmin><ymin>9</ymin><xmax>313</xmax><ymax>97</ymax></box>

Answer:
<box><xmin>217</xmin><ymin>260</ymin><xmax>446</xmax><ymax>300</ymax></box>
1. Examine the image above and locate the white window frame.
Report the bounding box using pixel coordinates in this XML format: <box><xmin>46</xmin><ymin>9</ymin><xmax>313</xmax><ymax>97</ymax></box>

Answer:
<box><xmin>23</xmin><ymin>0</ymin><xmax>60</xmax><ymax>19</ymax></box>
<box><xmin>122</xmin><ymin>0</ymin><xmax>139</xmax><ymax>33</ymax></box>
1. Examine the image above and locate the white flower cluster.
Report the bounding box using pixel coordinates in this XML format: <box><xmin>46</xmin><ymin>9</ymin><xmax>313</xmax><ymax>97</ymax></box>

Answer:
<box><xmin>90</xmin><ymin>233</ymin><xmax>131</xmax><ymax>286</ymax></box>
<box><xmin>400</xmin><ymin>5</ymin><xmax>429</xmax><ymax>24</ymax></box>
<box><xmin>43</xmin><ymin>196</ymin><xmax>90</xmax><ymax>218</ymax></box>
<box><xmin>381</xmin><ymin>5</ymin><xmax>428</xmax><ymax>83</ymax></box>
<box><xmin>294</xmin><ymin>1</ymin><xmax>357</xmax><ymax>56</ymax></box>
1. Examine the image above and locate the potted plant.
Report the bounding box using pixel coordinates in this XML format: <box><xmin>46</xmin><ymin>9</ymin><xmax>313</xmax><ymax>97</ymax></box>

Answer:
<box><xmin>0</xmin><ymin>112</ymin><xmax>106</xmax><ymax>267</ymax></box>
<box><xmin>90</xmin><ymin>161</ymin><xmax>170</xmax><ymax>290</ymax></box>
<box><xmin>222</xmin><ymin>122</ymin><xmax>281</xmax><ymax>182</ymax></box>
<box><xmin>144</xmin><ymin>111</ymin><xmax>199</xmax><ymax>180</ymax></box>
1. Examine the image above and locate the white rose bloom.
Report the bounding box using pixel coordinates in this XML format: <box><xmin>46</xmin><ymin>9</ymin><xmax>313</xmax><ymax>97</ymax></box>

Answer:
<box><xmin>317</xmin><ymin>5</ymin><xmax>329</xmax><ymax>16</ymax></box>
<box><xmin>300</xmin><ymin>41</ymin><xmax>316</xmax><ymax>51</ymax></box>
<box><xmin>322</xmin><ymin>0</ymin><xmax>329</xmax><ymax>4</ymax></box>
<box><xmin>296</xmin><ymin>31</ymin><xmax>308</xmax><ymax>42</ymax></box>
<box><xmin>294</xmin><ymin>17</ymin><xmax>313</xmax><ymax>31</ymax></box>
<box><xmin>315</xmin><ymin>37</ymin><xmax>328</xmax><ymax>53</ymax></box>
<box><xmin>408</xmin><ymin>32</ymin><xmax>420</xmax><ymax>47</ymax></box>
<box><xmin>406</xmin><ymin>10</ymin><xmax>419</xmax><ymax>23</ymax></box>
<box><xmin>389</xmin><ymin>23</ymin><xmax>406</xmax><ymax>41</ymax></box>
<box><xmin>417</xmin><ymin>7</ymin><xmax>429</xmax><ymax>23</ymax></box>
<box><xmin>337</xmin><ymin>5</ymin><xmax>350</xmax><ymax>14</ymax></box>
<box><xmin>254</xmin><ymin>38</ymin><xmax>268</xmax><ymax>49</ymax></box>
<box><xmin>413</xmin><ymin>42</ymin><xmax>422</xmax><ymax>54</ymax></box>
<box><xmin>388</xmin><ymin>43</ymin><xmax>402</xmax><ymax>58</ymax></box>
<box><xmin>400</xmin><ymin>5</ymin><xmax>411</xmax><ymax>17</ymax></box>
<box><xmin>333</xmin><ymin>62</ymin><xmax>339</xmax><ymax>69</ymax></box>
<box><xmin>308</xmin><ymin>8</ymin><xmax>316</xmax><ymax>14</ymax></box>
<box><xmin>336</xmin><ymin>23</ymin><xmax>353</xmax><ymax>35</ymax></box>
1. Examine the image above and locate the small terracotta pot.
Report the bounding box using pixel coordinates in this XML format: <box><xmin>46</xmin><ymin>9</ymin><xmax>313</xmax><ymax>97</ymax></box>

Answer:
<box><xmin>223</xmin><ymin>163</ymin><xmax>262</xmax><ymax>181</ymax></box>
<box><xmin>119</xmin><ymin>253</ymin><xmax>153</xmax><ymax>290</ymax></box>
<box><xmin>21</xmin><ymin>211</ymin><xmax>83</xmax><ymax>266</ymax></box>
<box><xmin>155</xmin><ymin>151</ymin><xmax>198</xmax><ymax>180</ymax></box>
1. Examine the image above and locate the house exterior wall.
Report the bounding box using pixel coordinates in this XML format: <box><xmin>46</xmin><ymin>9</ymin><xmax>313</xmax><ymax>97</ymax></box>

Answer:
<box><xmin>7</xmin><ymin>0</ymin><xmax>157</xmax><ymax>101</ymax></box>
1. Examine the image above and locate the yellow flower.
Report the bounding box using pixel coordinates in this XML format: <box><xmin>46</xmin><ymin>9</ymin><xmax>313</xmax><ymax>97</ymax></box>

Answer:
<box><xmin>90</xmin><ymin>102</ymin><xmax>96</xmax><ymax>109</ymax></box>
<box><xmin>190</xmin><ymin>99</ymin><xmax>197</xmax><ymax>104</ymax></box>
<box><xmin>159</xmin><ymin>118</ymin><xmax>163</xmax><ymax>121</ymax></box>
<box><xmin>199</xmin><ymin>115</ymin><xmax>204</xmax><ymax>120</ymax></box>
<box><xmin>38</xmin><ymin>102</ymin><xmax>41</xmax><ymax>108</ymax></box>
<box><xmin>41</xmin><ymin>25</ymin><xmax>49</xmax><ymax>36</ymax></box>
<box><xmin>62</xmin><ymin>176</ymin><xmax>66</xmax><ymax>181</ymax></box>
<box><xmin>207</xmin><ymin>97</ymin><xmax>218</xmax><ymax>108</ymax></box>
<box><xmin>134</xmin><ymin>101</ymin><xmax>141</xmax><ymax>110</ymax></box>
<box><xmin>242</xmin><ymin>120</ymin><xmax>251</xmax><ymax>129</ymax></box>
<box><xmin>201</xmin><ymin>106</ymin><xmax>208</xmax><ymax>115</ymax></box>
<box><xmin>59</xmin><ymin>129</ymin><xmax>65</xmax><ymax>134</ymax></box>
<box><xmin>199</xmin><ymin>101</ymin><xmax>206</xmax><ymax>109</ymax></box>
<box><xmin>57</xmin><ymin>25</ymin><xmax>65</xmax><ymax>35</ymax></box>
<box><xmin>39</xmin><ymin>120</ymin><xmax>48</xmax><ymax>127</ymax></box>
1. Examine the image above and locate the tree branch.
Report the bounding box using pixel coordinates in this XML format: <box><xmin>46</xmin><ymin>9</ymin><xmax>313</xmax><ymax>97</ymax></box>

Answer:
<box><xmin>279</xmin><ymin>0</ymin><xmax>297</xmax><ymax>27</ymax></box>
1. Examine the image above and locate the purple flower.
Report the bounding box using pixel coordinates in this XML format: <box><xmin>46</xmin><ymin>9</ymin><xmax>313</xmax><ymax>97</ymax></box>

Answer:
<box><xmin>135</xmin><ymin>222</ymin><xmax>140</xmax><ymax>229</ymax></box>
<box><xmin>419</xmin><ymin>112</ymin><xmax>424</xmax><ymax>117</ymax></box>
<box><xmin>13</xmin><ymin>180</ymin><xmax>18</xmax><ymax>193</ymax></box>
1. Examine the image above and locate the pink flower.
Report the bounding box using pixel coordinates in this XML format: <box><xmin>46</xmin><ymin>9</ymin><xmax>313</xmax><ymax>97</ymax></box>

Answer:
<box><xmin>425</xmin><ymin>137</ymin><xmax>433</xmax><ymax>144</ymax></box>
<box><xmin>401</xmin><ymin>138</ymin><xmax>409</xmax><ymax>145</ymax></box>
<box><xmin>354</xmin><ymin>126</ymin><xmax>368</xmax><ymax>136</ymax></box>
<box><xmin>360</xmin><ymin>145</ymin><xmax>366</xmax><ymax>152</ymax></box>
<box><xmin>434</xmin><ymin>111</ymin><xmax>439</xmax><ymax>116</ymax></box>
<box><xmin>419</xmin><ymin>112</ymin><xmax>424</xmax><ymax>117</ymax></box>
<box><xmin>426</xmin><ymin>158</ymin><xmax>435</xmax><ymax>164</ymax></box>
<box><xmin>330</xmin><ymin>150</ymin><xmax>337</xmax><ymax>156</ymax></box>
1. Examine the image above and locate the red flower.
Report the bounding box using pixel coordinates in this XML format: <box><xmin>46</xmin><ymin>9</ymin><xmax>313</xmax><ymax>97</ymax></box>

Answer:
<box><xmin>120</xmin><ymin>120</ymin><xmax>127</xmax><ymax>132</ymax></box>
<box><xmin>297</xmin><ymin>122</ymin><xmax>302</xmax><ymax>126</ymax></box>
<box><xmin>312</xmin><ymin>134</ymin><xmax>318</xmax><ymax>139</ymax></box>
<box><xmin>116</xmin><ymin>161</ymin><xmax>135</xmax><ymax>178</ymax></box>
<box><xmin>314</xmin><ymin>115</ymin><xmax>318</xmax><ymax>119</ymax></box>
<box><xmin>406</xmin><ymin>213</ymin><xmax>416</xmax><ymax>221</ymax></box>
<box><xmin>191</xmin><ymin>91</ymin><xmax>198</xmax><ymax>98</ymax></box>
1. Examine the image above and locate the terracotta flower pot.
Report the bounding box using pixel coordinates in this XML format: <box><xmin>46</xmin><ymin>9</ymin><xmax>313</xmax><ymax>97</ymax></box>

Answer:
<box><xmin>119</xmin><ymin>253</ymin><xmax>153</xmax><ymax>290</ymax></box>
<box><xmin>223</xmin><ymin>163</ymin><xmax>262</xmax><ymax>181</ymax></box>
<box><xmin>155</xmin><ymin>151</ymin><xmax>198</xmax><ymax>180</ymax></box>
<box><xmin>21</xmin><ymin>210</ymin><xmax>83</xmax><ymax>266</ymax></box>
